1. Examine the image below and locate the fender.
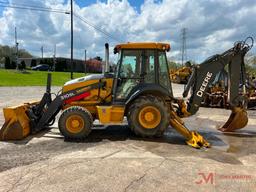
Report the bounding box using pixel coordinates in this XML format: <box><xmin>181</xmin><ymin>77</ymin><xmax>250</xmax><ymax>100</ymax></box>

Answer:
<box><xmin>125</xmin><ymin>83</ymin><xmax>172</xmax><ymax>106</ymax></box>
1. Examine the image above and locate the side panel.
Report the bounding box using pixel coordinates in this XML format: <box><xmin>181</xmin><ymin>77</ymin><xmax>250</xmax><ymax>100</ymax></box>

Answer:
<box><xmin>96</xmin><ymin>106</ymin><xmax>125</xmax><ymax>124</ymax></box>
<box><xmin>62</xmin><ymin>78</ymin><xmax>114</xmax><ymax>115</ymax></box>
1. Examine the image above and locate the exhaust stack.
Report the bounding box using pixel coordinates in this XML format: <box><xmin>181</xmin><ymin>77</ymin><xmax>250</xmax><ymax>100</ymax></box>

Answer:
<box><xmin>104</xmin><ymin>43</ymin><xmax>109</xmax><ymax>73</ymax></box>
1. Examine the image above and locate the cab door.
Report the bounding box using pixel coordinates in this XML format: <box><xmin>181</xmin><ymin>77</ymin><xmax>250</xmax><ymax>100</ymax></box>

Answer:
<box><xmin>115</xmin><ymin>49</ymin><xmax>143</xmax><ymax>101</ymax></box>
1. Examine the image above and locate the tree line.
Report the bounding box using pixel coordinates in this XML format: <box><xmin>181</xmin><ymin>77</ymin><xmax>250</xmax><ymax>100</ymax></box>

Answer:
<box><xmin>1</xmin><ymin>43</ymin><xmax>255</xmax><ymax>75</ymax></box>
<box><xmin>0</xmin><ymin>44</ymin><xmax>32</xmax><ymax>69</ymax></box>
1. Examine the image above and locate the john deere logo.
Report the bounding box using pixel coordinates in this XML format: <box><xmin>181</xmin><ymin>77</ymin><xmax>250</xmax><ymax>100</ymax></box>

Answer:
<box><xmin>196</xmin><ymin>72</ymin><xmax>213</xmax><ymax>97</ymax></box>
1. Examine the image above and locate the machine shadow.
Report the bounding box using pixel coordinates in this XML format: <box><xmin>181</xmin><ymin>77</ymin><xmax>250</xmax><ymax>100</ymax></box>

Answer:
<box><xmin>6</xmin><ymin>123</ymin><xmax>254</xmax><ymax>148</ymax></box>
<box><xmin>43</xmin><ymin>125</ymin><xmax>227</xmax><ymax>147</ymax></box>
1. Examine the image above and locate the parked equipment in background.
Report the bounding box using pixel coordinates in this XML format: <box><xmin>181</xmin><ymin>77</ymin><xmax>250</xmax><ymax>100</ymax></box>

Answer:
<box><xmin>201</xmin><ymin>69</ymin><xmax>228</xmax><ymax>108</ymax></box>
<box><xmin>0</xmin><ymin>38</ymin><xmax>253</xmax><ymax>149</ymax></box>
<box><xmin>170</xmin><ymin>61</ymin><xmax>192</xmax><ymax>84</ymax></box>
<box><xmin>202</xmin><ymin>69</ymin><xmax>256</xmax><ymax>109</ymax></box>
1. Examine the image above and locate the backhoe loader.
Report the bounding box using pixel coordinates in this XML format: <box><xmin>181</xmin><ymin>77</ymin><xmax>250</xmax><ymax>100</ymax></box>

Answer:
<box><xmin>0</xmin><ymin>37</ymin><xmax>253</xmax><ymax>148</ymax></box>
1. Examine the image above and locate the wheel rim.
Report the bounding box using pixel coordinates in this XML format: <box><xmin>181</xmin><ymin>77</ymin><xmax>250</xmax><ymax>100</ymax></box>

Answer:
<box><xmin>66</xmin><ymin>114</ymin><xmax>85</xmax><ymax>133</ymax></box>
<box><xmin>138</xmin><ymin>106</ymin><xmax>161</xmax><ymax>129</ymax></box>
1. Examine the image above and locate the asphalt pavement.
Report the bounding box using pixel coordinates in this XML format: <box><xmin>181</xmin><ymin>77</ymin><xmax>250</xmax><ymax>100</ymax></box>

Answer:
<box><xmin>0</xmin><ymin>84</ymin><xmax>256</xmax><ymax>192</ymax></box>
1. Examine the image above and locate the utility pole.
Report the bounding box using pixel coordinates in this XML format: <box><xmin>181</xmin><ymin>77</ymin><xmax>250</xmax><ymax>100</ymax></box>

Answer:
<box><xmin>180</xmin><ymin>28</ymin><xmax>187</xmax><ymax>66</ymax></box>
<box><xmin>70</xmin><ymin>0</ymin><xmax>74</xmax><ymax>79</ymax></box>
<box><xmin>15</xmin><ymin>27</ymin><xmax>19</xmax><ymax>69</ymax></box>
<box><xmin>53</xmin><ymin>44</ymin><xmax>56</xmax><ymax>71</ymax></box>
<box><xmin>84</xmin><ymin>49</ymin><xmax>86</xmax><ymax>74</ymax></box>
<box><xmin>41</xmin><ymin>46</ymin><xmax>44</xmax><ymax>59</ymax></box>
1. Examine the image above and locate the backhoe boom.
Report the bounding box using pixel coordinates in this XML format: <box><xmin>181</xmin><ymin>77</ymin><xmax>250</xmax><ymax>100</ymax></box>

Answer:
<box><xmin>182</xmin><ymin>37</ymin><xmax>253</xmax><ymax>132</ymax></box>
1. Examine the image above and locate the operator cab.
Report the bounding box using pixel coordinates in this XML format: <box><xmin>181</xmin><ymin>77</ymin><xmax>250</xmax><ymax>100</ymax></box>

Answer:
<box><xmin>112</xmin><ymin>42</ymin><xmax>173</xmax><ymax>102</ymax></box>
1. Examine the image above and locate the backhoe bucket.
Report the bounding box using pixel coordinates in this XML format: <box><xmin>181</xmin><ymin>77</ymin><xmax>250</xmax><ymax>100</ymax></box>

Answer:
<box><xmin>219</xmin><ymin>107</ymin><xmax>248</xmax><ymax>132</ymax></box>
<box><xmin>0</xmin><ymin>104</ymin><xmax>31</xmax><ymax>140</ymax></box>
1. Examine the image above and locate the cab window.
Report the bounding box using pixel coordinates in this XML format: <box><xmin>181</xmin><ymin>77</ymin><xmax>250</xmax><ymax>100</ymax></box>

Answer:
<box><xmin>144</xmin><ymin>50</ymin><xmax>155</xmax><ymax>83</ymax></box>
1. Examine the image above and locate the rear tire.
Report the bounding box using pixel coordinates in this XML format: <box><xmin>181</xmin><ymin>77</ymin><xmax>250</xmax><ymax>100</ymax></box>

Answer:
<box><xmin>58</xmin><ymin>106</ymin><xmax>93</xmax><ymax>140</ymax></box>
<box><xmin>127</xmin><ymin>95</ymin><xmax>170</xmax><ymax>137</ymax></box>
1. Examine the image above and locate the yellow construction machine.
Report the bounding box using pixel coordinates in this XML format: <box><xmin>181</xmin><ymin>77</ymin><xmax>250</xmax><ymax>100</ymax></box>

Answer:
<box><xmin>170</xmin><ymin>62</ymin><xmax>192</xmax><ymax>84</ymax></box>
<box><xmin>0</xmin><ymin>38</ymin><xmax>253</xmax><ymax>148</ymax></box>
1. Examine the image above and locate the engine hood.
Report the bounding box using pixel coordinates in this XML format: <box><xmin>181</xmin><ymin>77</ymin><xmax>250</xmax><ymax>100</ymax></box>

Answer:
<box><xmin>64</xmin><ymin>74</ymin><xmax>105</xmax><ymax>86</ymax></box>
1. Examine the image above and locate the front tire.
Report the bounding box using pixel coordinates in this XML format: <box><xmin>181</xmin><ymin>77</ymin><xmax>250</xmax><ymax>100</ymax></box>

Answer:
<box><xmin>127</xmin><ymin>95</ymin><xmax>170</xmax><ymax>137</ymax></box>
<box><xmin>58</xmin><ymin>106</ymin><xmax>93</xmax><ymax>140</ymax></box>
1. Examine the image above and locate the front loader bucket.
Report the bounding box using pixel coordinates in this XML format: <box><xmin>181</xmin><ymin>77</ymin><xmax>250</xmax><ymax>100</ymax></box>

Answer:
<box><xmin>219</xmin><ymin>107</ymin><xmax>248</xmax><ymax>132</ymax></box>
<box><xmin>0</xmin><ymin>104</ymin><xmax>31</xmax><ymax>140</ymax></box>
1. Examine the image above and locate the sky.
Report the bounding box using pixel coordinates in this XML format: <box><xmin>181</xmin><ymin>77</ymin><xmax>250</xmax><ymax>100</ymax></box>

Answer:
<box><xmin>0</xmin><ymin>0</ymin><xmax>255</xmax><ymax>63</ymax></box>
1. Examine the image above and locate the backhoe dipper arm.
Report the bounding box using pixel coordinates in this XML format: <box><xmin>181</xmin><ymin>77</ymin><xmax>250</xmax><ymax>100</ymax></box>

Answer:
<box><xmin>184</xmin><ymin>38</ymin><xmax>253</xmax><ymax>115</ymax></box>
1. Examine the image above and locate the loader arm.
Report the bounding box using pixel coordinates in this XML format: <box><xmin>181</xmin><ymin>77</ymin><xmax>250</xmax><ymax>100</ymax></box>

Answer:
<box><xmin>182</xmin><ymin>37</ymin><xmax>253</xmax><ymax>131</ymax></box>
<box><xmin>30</xmin><ymin>79</ymin><xmax>106</xmax><ymax>133</ymax></box>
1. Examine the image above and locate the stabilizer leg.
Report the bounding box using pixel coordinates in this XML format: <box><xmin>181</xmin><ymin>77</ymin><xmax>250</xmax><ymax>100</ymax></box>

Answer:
<box><xmin>169</xmin><ymin>111</ymin><xmax>210</xmax><ymax>149</ymax></box>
